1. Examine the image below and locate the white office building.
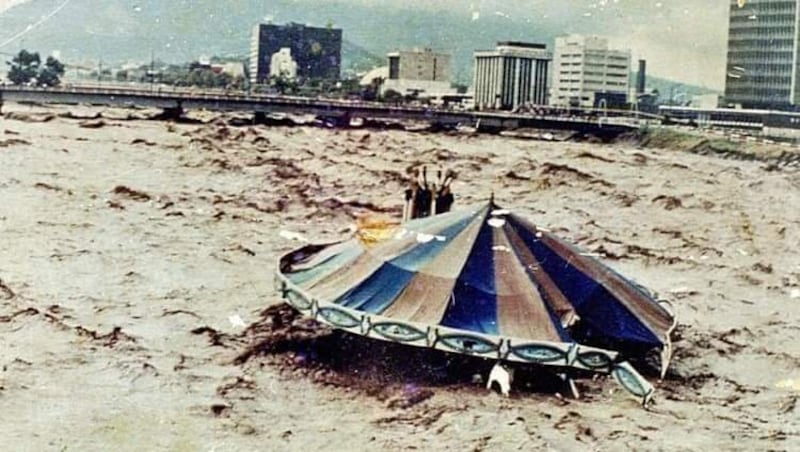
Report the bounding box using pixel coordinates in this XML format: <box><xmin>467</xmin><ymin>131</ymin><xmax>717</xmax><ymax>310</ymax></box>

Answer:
<box><xmin>473</xmin><ymin>42</ymin><xmax>552</xmax><ymax>110</ymax></box>
<box><xmin>270</xmin><ymin>48</ymin><xmax>298</xmax><ymax>80</ymax></box>
<box><xmin>550</xmin><ymin>35</ymin><xmax>631</xmax><ymax>108</ymax></box>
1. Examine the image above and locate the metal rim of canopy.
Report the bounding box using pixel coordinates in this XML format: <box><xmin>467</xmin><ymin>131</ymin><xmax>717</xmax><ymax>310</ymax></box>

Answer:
<box><xmin>275</xmin><ymin>259</ymin><xmax>658</xmax><ymax>407</ymax></box>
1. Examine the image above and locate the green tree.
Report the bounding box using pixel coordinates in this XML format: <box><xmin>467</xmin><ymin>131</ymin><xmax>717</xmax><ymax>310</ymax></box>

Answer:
<box><xmin>6</xmin><ymin>50</ymin><xmax>41</xmax><ymax>85</ymax></box>
<box><xmin>360</xmin><ymin>76</ymin><xmax>384</xmax><ymax>101</ymax></box>
<box><xmin>37</xmin><ymin>56</ymin><xmax>65</xmax><ymax>87</ymax></box>
<box><xmin>269</xmin><ymin>74</ymin><xmax>298</xmax><ymax>94</ymax></box>
<box><xmin>179</xmin><ymin>68</ymin><xmax>232</xmax><ymax>88</ymax></box>
<box><xmin>381</xmin><ymin>89</ymin><xmax>403</xmax><ymax>104</ymax></box>
<box><xmin>214</xmin><ymin>71</ymin><xmax>232</xmax><ymax>88</ymax></box>
<box><xmin>98</xmin><ymin>68</ymin><xmax>112</xmax><ymax>81</ymax></box>
<box><xmin>229</xmin><ymin>74</ymin><xmax>246</xmax><ymax>90</ymax></box>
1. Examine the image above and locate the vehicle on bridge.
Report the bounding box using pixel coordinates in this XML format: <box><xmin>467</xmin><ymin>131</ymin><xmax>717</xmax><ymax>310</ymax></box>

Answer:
<box><xmin>658</xmin><ymin>105</ymin><xmax>800</xmax><ymax>131</ymax></box>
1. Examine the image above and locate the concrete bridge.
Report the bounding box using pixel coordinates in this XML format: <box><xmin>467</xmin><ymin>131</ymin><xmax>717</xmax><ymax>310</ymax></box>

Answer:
<box><xmin>0</xmin><ymin>85</ymin><xmax>643</xmax><ymax>138</ymax></box>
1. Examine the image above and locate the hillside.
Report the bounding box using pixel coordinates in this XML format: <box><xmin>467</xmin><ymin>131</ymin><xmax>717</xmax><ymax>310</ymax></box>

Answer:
<box><xmin>1</xmin><ymin>0</ymin><xmax>717</xmax><ymax>91</ymax></box>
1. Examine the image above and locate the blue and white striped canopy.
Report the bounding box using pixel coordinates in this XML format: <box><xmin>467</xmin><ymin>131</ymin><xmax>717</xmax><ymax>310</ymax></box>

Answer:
<box><xmin>275</xmin><ymin>201</ymin><xmax>676</xmax><ymax>404</ymax></box>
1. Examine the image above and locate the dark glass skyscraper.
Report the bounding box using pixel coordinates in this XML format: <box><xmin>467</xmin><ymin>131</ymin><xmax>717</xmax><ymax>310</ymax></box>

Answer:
<box><xmin>725</xmin><ymin>0</ymin><xmax>800</xmax><ymax>109</ymax></box>
<box><xmin>249</xmin><ymin>23</ymin><xmax>342</xmax><ymax>85</ymax></box>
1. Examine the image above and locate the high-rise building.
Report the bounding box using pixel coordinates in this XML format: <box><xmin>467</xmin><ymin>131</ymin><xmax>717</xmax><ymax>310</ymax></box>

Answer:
<box><xmin>387</xmin><ymin>48</ymin><xmax>451</xmax><ymax>82</ymax></box>
<box><xmin>550</xmin><ymin>35</ymin><xmax>631</xmax><ymax>108</ymax></box>
<box><xmin>249</xmin><ymin>23</ymin><xmax>342</xmax><ymax>86</ymax></box>
<box><xmin>473</xmin><ymin>42</ymin><xmax>551</xmax><ymax>110</ymax></box>
<box><xmin>724</xmin><ymin>0</ymin><xmax>800</xmax><ymax>109</ymax></box>
<box><xmin>382</xmin><ymin>48</ymin><xmax>454</xmax><ymax>96</ymax></box>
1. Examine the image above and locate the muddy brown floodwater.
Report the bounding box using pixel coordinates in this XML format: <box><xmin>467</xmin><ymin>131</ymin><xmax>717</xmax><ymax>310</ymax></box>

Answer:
<box><xmin>1</xmin><ymin>103</ymin><xmax>798</xmax><ymax>451</ymax></box>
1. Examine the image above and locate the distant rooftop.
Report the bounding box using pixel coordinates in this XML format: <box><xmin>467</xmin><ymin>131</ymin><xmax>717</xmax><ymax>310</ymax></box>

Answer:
<box><xmin>257</xmin><ymin>22</ymin><xmax>341</xmax><ymax>31</ymax></box>
<box><xmin>497</xmin><ymin>41</ymin><xmax>546</xmax><ymax>49</ymax></box>
<box><xmin>475</xmin><ymin>41</ymin><xmax>551</xmax><ymax>59</ymax></box>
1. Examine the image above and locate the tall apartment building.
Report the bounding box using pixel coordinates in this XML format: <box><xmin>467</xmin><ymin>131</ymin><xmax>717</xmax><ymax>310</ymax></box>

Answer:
<box><xmin>473</xmin><ymin>42</ymin><xmax>551</xmax><ymax>110</ymax></box>
<box><xmin>388</xmin><ymin>48</ymin><xmax>451</xmax><ymax>82</ymax></box>
<box><xmin>724</xmin><ymin>0</ymin><xmax>800</xmax><ymax>109</ymax></box>
<box><xmin>550</xmin><ymin>35</ymin><xmax>631</xmax><ymax>108</ymax></box>
<box><xmin>382</xmin><ymin>48</ymin><xmax>453</xmax><ymax>96</ymax></box>
<box><xmin>249</xmin><ymin>23</ymin><xmax>342</xmax><ymax>86</ymax></box>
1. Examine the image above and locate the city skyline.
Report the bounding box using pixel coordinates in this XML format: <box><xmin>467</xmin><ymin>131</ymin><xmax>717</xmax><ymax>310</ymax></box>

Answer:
<box><xmin>0</xmin><ymin>0</ymin><xmax>729</xmax><ymax>90</ymax></box>
<box><xmin>369</xmin><ymin>0</ymin><xmax>730</xmax><ymax>90</ymax></box>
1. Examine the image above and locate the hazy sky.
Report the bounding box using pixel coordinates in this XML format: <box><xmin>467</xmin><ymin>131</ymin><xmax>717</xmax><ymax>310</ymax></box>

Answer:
<box><xmin>0</xmin><ymin>0</ymin><xmax>27</xmax><ymax>13</ymax></box>
<box><xmin>0</xmin><ymin>0</ymin><xmax>731</xmax><ymax>89</ymax></box>
<box><xmin>408</xmin><ymin>0</ymin><xmax>731</xmax><ymax>90</ymax></box>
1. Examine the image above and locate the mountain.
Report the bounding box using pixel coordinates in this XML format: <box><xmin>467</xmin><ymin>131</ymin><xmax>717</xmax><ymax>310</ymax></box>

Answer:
<box><xmin>340</xmin><ymin>41</ymin><xmax>384</xmax><ymax>76</ymax></box>
<box><xmin>0</xmin><ymin>0</ymin><xmax>548</xmax><ymax>82</ymax></box>
<box><xmin>644</xmin><ymin>75</ymin><xmax>719</xmax><ymax>101</ymax></box>
<box><xmin>1</xmin><ymin>0</ymin><xmax>716</xmax><ymax>92</ymax></box>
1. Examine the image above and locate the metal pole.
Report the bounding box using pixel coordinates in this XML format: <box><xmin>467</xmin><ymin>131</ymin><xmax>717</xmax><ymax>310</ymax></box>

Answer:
<box><xmin>598</xmin><ymin>98</ymin><xmax>607</xmax><ymax>127</ymax></box>
<box><xmin>150</xmin><ymin>51</ymin><xmax>154</xmax><ymax>93</ymax></box>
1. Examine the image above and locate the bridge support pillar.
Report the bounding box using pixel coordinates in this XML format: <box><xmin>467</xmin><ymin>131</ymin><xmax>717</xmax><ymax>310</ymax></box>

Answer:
<box><xmin>476</xmin><ymin>123</ymin><xmax>503</xmax><ymax>134</ymax></box>
<box><xmin>150</xmin><ymin>101</ymin><xmax>184</xmax><ymax>121</ymax></box>
<box><xmin>317</xmin><ymin>113</ymin><xmax>350</xmax><ymax>128</ymax></box>
<box><xmin>159</xmin><ymin>106</ymin><xmax>184</xmax><ymax>121</ymax></box>
<box><xmin>427</xmin><ymin>121</ymin><xmax>458</xmax><ymax>133</ymax></box>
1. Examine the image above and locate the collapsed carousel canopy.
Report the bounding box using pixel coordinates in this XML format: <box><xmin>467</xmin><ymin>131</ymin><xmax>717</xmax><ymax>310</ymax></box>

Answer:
<box><xmin>275</xmin><ymin>201</ymin><xmax>676</xmax><ymax>406</ymax></box>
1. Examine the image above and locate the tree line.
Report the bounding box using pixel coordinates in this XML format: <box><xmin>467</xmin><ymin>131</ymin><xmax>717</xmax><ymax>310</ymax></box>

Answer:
<box><xmin>4</xmin><ymin>50</ymin><xmax>65</xmax><ymax>87</ymax></box>
<box><xmin>3</xmin><ymin>49</ymin><xmax>462</xmax><ymax>106</ymax></box>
